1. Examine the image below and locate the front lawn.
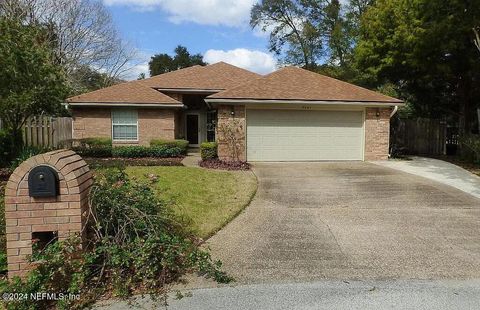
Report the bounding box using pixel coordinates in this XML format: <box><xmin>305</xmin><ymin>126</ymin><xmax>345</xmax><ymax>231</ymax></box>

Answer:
<box><xmin>125</xmin><ymin>166</ymin><xmax>257</xmax><ymax>239</ymax></box>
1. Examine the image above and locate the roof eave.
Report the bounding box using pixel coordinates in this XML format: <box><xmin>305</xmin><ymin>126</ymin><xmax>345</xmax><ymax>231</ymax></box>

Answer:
<box><xmin>154</xmin><ymin>88</ymin><xmax>224</xmax><ymax>94</ymax></box>
<box><xmin>64</xmin><ymin>102</ymin><xmax>185</xmax><ymax>108</ymax></box>
<box><xmin>204</xmin><ymin>98</ymin><xmax>405</xmax><ymax>106</ymax></box>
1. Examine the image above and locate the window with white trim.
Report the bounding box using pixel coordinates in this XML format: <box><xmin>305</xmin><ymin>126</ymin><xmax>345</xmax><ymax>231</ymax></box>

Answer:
<box><xmin>112</xmin><ymin>109</ymin><xmax>138</xmax><ymax>141</ymax></box>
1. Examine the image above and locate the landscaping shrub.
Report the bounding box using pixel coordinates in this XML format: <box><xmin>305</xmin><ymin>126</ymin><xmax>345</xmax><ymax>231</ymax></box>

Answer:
<box><xmin>71</xmin><ymin>137</ymin><xmax>113</xmax><ymax>158</ymax></box>
<box><xmin>200</xmin><ymin>142</ymin><xmax>218</xmax><ymax>160</ymax></box>
<box><xmin>79</xmin><ymin>137</ymin><xmax>112</xmax><ymax>146</ymax></box>
<box><xmin>150</xmin><ymin>139</ymin><xmax>189</xmax><ymax>154</ymax></box>
<box><xmin>72</xmin><ymin>145</ymin><xmax>113</xmax><ymax>158</ymax></box>
<box><xmin>0</xmin><ymin>130</ymin><xmax>14</xmax><ymax>167</ymax></box>
<box><xmin>111</xmin><ymin>145</ymin><xmax>183</xmax><ymax>158</ymax></box>
<box><xmin>0</xmin><ymin>168</ymin><xmax>231</xmax><ymax>309</ymax></box>
<box><xmin>85</xmin><ymin>157</ymin><xmax>183</xmax><ymax>169</ymax></box>
<box><xmin>9</xmin><ymin>146</ymin><xmax>48</xmax><ymax>171</ymax></box>
<box><xmin>460</xmin><ymin>135</ymin><xmax>480</xmax><ymax>163</ymax></box>
<box><xmin>71</xmin><ymin>138</ymin><xmax>186</xmax><ymax>159</ymax></box>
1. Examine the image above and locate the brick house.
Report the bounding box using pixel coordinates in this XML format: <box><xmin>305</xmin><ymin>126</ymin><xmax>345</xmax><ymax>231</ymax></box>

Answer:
<box><xmin>66</xmin><ymin>62</ymin><xmax>403</xmax><ymax>161</ymax></box>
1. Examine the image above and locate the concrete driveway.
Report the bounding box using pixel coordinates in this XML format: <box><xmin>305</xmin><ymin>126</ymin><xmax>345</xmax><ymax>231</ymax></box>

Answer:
<box><xmin>207</xmin><ymin>162</ymin><xmax>480</xmax><ymax>283</ymax></box>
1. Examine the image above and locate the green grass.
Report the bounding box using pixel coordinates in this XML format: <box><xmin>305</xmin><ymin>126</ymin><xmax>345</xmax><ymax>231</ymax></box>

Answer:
<box><xmin>125</xmin><ymin>166</ymin><xmax>257</xmax><ymax>239</ymax></box>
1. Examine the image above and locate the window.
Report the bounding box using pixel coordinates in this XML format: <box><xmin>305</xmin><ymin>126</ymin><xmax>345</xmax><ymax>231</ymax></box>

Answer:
<box><xmin>112</xmin><ymin>109</ymin><xmax>138</xmax><ymax>141</ymax></box>
<box><xmin>206</xmin><ymin>110</ymin><xmax>217</xmax><ymax>142</ymax></box>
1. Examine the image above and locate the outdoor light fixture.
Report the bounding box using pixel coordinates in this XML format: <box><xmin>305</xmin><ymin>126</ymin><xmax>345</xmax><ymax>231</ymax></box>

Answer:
<box><xmin>231</xmin><ymin>106</ymin><xmax>235</xmax><ymax>116</ymax></box>
<box><xmin>376</xmin><ymin>108</ymin><xmax>380</xmax><ymax>117</ymax></box>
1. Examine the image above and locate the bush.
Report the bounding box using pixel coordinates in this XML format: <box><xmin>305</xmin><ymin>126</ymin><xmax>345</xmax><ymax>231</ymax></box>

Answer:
<box><xmin>150</xmin><ymin>139</ymin><xmax>189</xmax><ymax>154</ymax></box>
<box><xmin>0</xmin><ymin>169</ymin><xmax>231</xmax><ymax>309</ymax></box>
<box><xmin>0</xmin><ymin>130</ymin><xmax>14</xmax><ymax>167</ymax></box>
<box><xmin>71</xmin><ymin>137</ymin><xmax>113</xmax><ymax>158</ymax></box>
<box><xmin>9</xmin><ymin>146</ymin><xmax>47</xmax><ymax>171</ymax></box>
<box><xmin>112</xmin><ymin>145</ymin><xmax>183</xmax><ymax>158</ymax></box>
<box><xmin>200</xmin><ymin>142</ymin><xmax>218</xmax><ymax>160</ymax></box>
<box><xmin>460</xmin><ymin>135</ymin><xmax>480</xmax><ymax>163</ymax></box>
<box><xmin>73</xmin><ymin>146</ymin><xmax>112</xmax><ymax>158</ymax></box>
<box><xmin>80</xmin><ymin>137</ymin><xmax>112</xmax><ymax>146</ymax></box>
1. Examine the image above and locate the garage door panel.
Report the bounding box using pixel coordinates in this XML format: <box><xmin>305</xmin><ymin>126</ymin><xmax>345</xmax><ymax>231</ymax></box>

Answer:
<box><xmin>246</xmin><ymin>109</ymin><xmax>363</xmax><ymax>161</ymax></box>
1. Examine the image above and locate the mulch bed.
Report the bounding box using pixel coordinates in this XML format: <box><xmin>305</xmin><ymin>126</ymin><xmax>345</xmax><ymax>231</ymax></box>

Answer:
<box><xmin>84</xmin><ymin>157</ymin><xmax>184</xmax><ymax>168</ymax></box>
<box><xmin>199</xmin><ymin>159</ymin><xmax>250</xmax><ymax>171</ymax></box>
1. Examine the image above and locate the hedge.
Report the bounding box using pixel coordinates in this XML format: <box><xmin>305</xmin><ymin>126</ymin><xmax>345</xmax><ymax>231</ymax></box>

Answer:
<box><xmin>71</xmin><ymin>137</ymin><xmax>185</xmax><ymax>158</ymax></box>
<box><xmin>111</xmin><ymin>145</ymin><xmax>183</xmax><ymax>158</ymax></box>
<box><xmin>79</xmin><ymin>137</ymin><xmax>112</xmax><ymax>146</ymax></box>
<box><xmin>150</xmin><ymin>139</ymin><xmax>189</xmax><ymax>154</ymax></box>
<box><xmin>200</xmin><ymin>142</ymin><xmax>218</xmax><ymax>160</ymax></box>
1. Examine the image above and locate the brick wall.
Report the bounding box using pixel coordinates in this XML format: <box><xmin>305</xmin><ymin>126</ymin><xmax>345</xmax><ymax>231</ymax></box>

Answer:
<box><xmin>216</xmin><ymin>105</ymin><xmax>246</xmax><ymax>161</ymax></box>
<box><xmin>72</xmin><ymin>108</ymin><xmax>110</xmax><ymax>140</ymax></box>
<box><xmin>4</xmin><ymin>150</ymin><xmax>92</xmax><ymax>278</ymax></box>
<box><xmin>72</xmin><ymin>107</ymin><xmax>176</xmax><ymax>146</ymax></box>
<box><xmin>364</xmin><ymin>107</ymin><xmax>392</xmax><ymax>160</ymax></box>
<box><xmin>137</xmin><ymin>109</ymin><xmax>175</xmax><ymax>144</ymax></box>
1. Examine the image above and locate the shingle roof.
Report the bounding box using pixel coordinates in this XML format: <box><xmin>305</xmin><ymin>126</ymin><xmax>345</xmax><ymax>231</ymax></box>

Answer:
<box><xmin>66</xmin><ymin>81</ymin><xmax>181</xmax><ymax>105</ymax></box>
<box><xmin>208</xmin><ymin>66</ymin><xmax>403</xmax><ymax>103</ymax></box>
<box><xmin>140</xmin><ymin>62</ymin><xmax>261</xmax><ymax>90</ymax></box>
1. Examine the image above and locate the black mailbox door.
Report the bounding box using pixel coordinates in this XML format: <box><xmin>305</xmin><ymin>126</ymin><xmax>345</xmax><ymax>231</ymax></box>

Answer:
<box><xmin>28</xmin><ymin>166</ymin><xmax>59</xmax><ymax>197</ymax></box>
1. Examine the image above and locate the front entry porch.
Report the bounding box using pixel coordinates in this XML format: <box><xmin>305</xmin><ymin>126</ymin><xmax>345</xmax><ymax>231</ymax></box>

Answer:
<box><xmin>173</xmin><ymin>93</ymin><xmax>217</xmax><ymax>146</ymax></box>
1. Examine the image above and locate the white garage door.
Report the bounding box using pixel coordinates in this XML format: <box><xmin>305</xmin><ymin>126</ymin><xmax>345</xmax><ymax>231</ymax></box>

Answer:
<box><xmin>246</xmin><ymin>109</ymin><xmax>364</xmax><ymax>161</ymax></box>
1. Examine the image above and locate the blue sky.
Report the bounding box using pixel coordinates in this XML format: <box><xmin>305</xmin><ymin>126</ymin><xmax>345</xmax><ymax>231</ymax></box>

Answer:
<box><xmin>103</xmin><ymin>0</ymin><xmax>277</xmax><ymax>79</ymax></box>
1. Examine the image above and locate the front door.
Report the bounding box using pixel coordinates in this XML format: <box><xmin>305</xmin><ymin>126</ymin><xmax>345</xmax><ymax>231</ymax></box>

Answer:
<box><xmin>186</xmin><ymin>114</ymin><xmax>199</xmax><ymax>146</ymax></box>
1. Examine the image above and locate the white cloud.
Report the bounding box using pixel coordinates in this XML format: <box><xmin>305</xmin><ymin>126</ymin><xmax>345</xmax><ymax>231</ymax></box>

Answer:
<box><xmin>203</xmin><ymin>48</ymin><xmax>276</xmax><ymax>74</ymax></box>
<box><xmin>124</xmin><ymin>62</ymin><xmax>149</xmax><ymax>80</ymax></box>
<box><xmin>103</xmin><ymin>0</ymin><xmax>256</xmax><ymax>27</ymax></box>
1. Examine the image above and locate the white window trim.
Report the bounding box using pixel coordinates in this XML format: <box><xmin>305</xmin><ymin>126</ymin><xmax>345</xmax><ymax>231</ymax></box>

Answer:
<box><xmin>111</xmin><ymin>109</ymin><xmax>139</xmax><ymax>142</ymax></box>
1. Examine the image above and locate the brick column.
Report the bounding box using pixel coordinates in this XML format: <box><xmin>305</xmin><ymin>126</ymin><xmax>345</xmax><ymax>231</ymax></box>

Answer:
<box><xmin>364</xmin><ymin>107</ymin><xmax>392</xmax><ymax>160</ymax></box>
<box><xmin>216</xmin><ymin>105</ymin><xmax>246</xmax><ymax>161</ymax></box>
<box><xmin>4</xmin><ymin>150</ymin><xmax>93</xmax><ymax>278</ymax></box>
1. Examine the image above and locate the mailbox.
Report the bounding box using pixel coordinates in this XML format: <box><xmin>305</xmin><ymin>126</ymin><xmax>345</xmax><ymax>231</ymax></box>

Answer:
<box><xmin>28</xmin><ymin>165</ymin><xmax>59</xmax><ymax>197</ymax></box>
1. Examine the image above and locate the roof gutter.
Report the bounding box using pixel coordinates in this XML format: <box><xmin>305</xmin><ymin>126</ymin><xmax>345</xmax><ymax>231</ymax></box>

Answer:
<box><xmin>205</xmin><ymin>98</ymin><xmax>404</xmax><ymax>107</ymax></box>
<box><xmin>64</xmin><ymin>102</ymin><xmax>185</xmax><ymax>108</ymax></box>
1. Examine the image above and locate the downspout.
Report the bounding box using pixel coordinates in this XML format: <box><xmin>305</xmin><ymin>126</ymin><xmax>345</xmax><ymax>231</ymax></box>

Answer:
<box><xmin>389</xmin><ymin>105</ymin><xmax>399</xmax><ymax>159</ymax></box>
<box><xmin>390</xmin><ymin>105</ymin><xmax>398</xmax><ymax>118</ymax></box>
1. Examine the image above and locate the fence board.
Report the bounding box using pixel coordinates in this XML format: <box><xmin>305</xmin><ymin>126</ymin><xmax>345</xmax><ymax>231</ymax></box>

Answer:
<box><xmin>22</xmin><ymin>116</ymin><xmax>72</xmax><ymax>148</ymax></box>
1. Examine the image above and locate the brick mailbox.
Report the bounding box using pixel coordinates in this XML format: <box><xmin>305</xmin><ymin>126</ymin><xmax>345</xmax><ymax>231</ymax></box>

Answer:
<box><xmin>4</xmin><ymin>150</ymin><xmax>93</xmax><ymax>278</ymax></box>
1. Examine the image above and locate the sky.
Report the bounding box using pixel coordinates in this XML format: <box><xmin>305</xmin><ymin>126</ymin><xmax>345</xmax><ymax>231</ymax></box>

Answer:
<box><xmin>102</xmin><ymin>0</ymin><xmax>277</xmax><ymax>79</ymax></box>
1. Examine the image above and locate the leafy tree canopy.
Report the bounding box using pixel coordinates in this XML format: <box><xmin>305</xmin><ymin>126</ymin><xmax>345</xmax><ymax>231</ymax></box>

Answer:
<box><xmin>355</xmin><ymin>0</ymin><xmax>480</xmax><ymax>133</ymax></box>
<box><xmin>0</xmin><ymin>17</ymin><xmax>68</xmax><ymax>149</ymax></box>
<box><xmin>149</xmin><ymin>45</ymin><xmax>206</xmax><ymax>76</ymax></box>
<box><xmin>251</xmin><ymin>0</ymin><xmax>370</xmax><ymax>71</ymax></box>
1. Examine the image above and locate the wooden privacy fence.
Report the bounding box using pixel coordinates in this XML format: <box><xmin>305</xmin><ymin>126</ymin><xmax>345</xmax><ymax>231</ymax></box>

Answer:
<box><xmin>23</xmin><ymin>116</ymin><xmax>72</xmax><ymax>148</ymax></box>
<box><xmin>391</xmin><ymin>118</ymin><xmax>447</xmax><ymax>155</ymax></box>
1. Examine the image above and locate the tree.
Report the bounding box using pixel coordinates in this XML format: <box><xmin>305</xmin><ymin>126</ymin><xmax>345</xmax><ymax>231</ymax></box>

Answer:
<box><xmin>250</xmin><ymin>0</ymin><xmax>373</xmax><ymax>72</ymax></box>
<box><xmin>355</xmin><ymin>0</ymin><xmax>480</xmax><ymax>135</ymax></box>
<box><xmin>149</xmin><ymin>45</ymin><xmax>206</xmax><ymax>76</ymax></box>
<box><xmin>0</xmin><ymin>18</ymin><xmax>68</xmax><ymax>152</ymax></box>
<box><xmin>0</xmin><ymin>0</ymin><xmax>138</xmax><ymax>92</ymax></box>
<box><xmin>250</xmin><ymin>0</ymin><xmax>323</xmax><ymax>69</ymax></box>
<box><xmin>69</xmin><ymin>65</ymin><xmax>124</xmax><ymax>95</ymax></box>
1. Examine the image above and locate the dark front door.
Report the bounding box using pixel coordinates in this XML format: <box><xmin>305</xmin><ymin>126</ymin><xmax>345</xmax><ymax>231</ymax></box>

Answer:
<box><xmin>186</xmin><ymin>114</ymin><xmax>199</xmax><ymax>145</ymax></box>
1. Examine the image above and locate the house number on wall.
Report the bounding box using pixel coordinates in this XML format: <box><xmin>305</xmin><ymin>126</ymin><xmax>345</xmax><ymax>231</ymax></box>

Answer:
<box><xmin>302</xmin><ymin>106</ymin><xmax>312</xmax><ymax>110</ymax></box>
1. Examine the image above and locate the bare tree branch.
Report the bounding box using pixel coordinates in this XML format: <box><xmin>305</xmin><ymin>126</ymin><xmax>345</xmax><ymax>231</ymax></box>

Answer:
<box><xmin>0</xmin><ymin>0</ymin><xmax>139</xmax><ymax>91</ymax></box>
